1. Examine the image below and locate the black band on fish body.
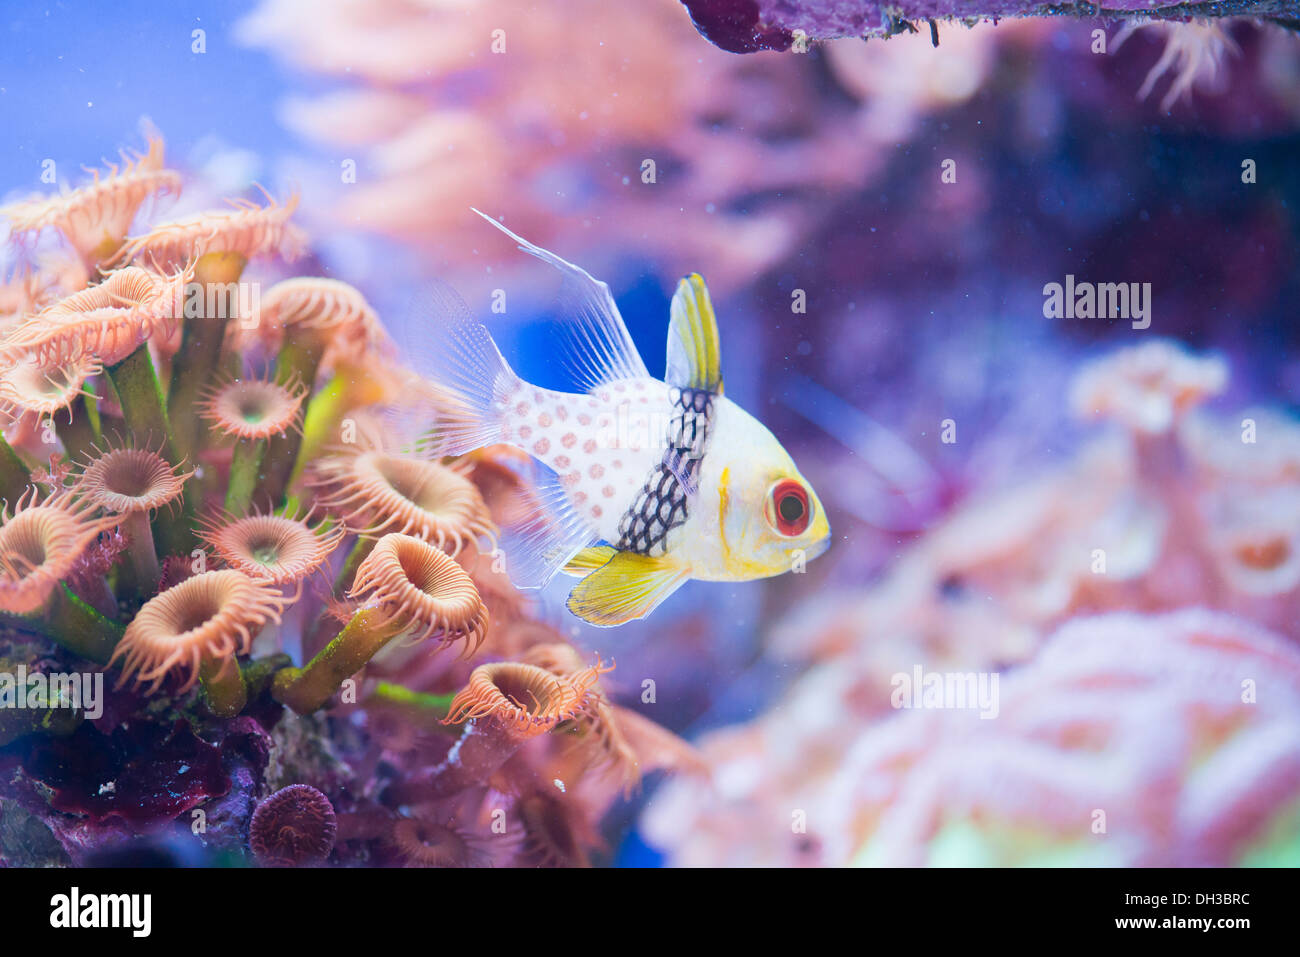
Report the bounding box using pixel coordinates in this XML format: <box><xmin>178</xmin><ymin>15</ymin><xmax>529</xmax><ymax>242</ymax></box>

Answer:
<box><xmin>617</xmin><ymin>387</ymin><xmax>714</xmax><ymax>557</ymax></box>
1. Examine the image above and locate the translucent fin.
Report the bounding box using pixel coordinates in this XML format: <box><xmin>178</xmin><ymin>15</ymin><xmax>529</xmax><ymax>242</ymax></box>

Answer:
<box><xmin>498</xmin><ymin>467</ymin><xmax>599</xmax><ymax>589</ymax></box>
<box><xmin>566</xmin><ymin>551</ymin><xmax>690</xmax><ymax>627</ymax></box>
<box><xmin>400</xmin><ymin>279</ymin><xmax>521</xmax><ymax>457</ymax></box>
<box><xmin>561</xmin><ymin>545</ymin><xmax>617</xmax><ymax>578</ymax></box>
<box><xmin>665</xmin><ymin>273</ymin><xmax>723</xmax><ymax>394</ymax></box>
<box><xmin>471</xmin><ymin>208</ymin><xmax>650</xmax><ymax>391</ymax></box>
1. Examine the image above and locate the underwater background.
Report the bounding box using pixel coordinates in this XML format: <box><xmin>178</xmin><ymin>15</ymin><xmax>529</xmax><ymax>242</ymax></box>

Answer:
<box><xmin>1</xmin><ymin>0</ymin><xmax>1299</xmax><ymax>867</ymax></box>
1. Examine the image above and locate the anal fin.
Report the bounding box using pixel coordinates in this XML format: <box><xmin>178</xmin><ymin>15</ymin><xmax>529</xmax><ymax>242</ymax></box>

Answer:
<box><xmin>566</xmin><ymin>551</ymin><xmax>689</xmax><ymax>627</ymax></box>
<box><xmin>499</xmin><ymin>466</ymin><xmax>599</xmax><ymax>589</ymax></box>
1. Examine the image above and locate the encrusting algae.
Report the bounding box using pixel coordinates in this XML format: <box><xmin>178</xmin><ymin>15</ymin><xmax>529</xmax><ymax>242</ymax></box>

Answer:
<box><xmin>0</xmin><ymin>130</ymin><xmax>704</xmax><ymax>867</ymax></box>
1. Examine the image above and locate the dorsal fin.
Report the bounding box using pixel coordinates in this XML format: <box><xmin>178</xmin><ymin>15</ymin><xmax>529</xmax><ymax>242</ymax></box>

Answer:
<box><xmin>471</xmin><ymin>209</ymin><xmax>649</xmax><ymax>391</ymax></box>
<box><xmin>665</xmin><ymin>273</ymin><xmax>723</xmax><ymax>394</ymax></box>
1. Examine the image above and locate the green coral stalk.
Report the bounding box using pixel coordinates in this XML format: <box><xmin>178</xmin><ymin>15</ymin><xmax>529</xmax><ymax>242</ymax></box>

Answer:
<box><xmin>199</xmin><ymin>654</ymin><xmax>247</xmax><ymax>718</ymax></box>
<box><xmin>367</xmin><ymin>682</ymin><xmax>456</xmax><ymax>727</ymax></box>
<box><xmin>0</xmin><ymin>435</ymin><xmax>30</xmax><ymax>505</ymax></box>
<box><xmin>241</xmin><ymin>653</ymin><xmax>292</xmax><ymax>699</ymax></box>
<box><xmin>333</xmin><ymin>537</ymin><xmax>375</xmax><ymax>595</ymax></box>
<box><xmin>260</xmin><ymin>333</ymin><xmax>326</xmax><ymax>507</ymax></box>
<box><xmin>286</xmin><ymin>370</ymin><xmax>347</xmax><ymax>491</ymax></box>
<box><xmin>7</xmin><ymin>583</ymin><xmax>125</xmax><ymax>664</ymax></box>
<box><xmin>117</xmin><ymin>510</ymin><xmax>162</xmax><ymax>599</ymax></box>
<box><xmin>168</xmin><ymin>251</ymin><xmax>248</xmax><ymax>461</ymax></box>
<box><xmin>107</xmin><ymin>345</ymin><xmax>194</xmax><ymax>558</ymax></box>
<box><xmin>106</xmin><ymin>344</ymin><xmax>175</xmax><ymax>459</ymax></box>
<box><xmin>271</xmin><ymin>607</ymin><xmax>405</xmax><ymax>715</ymax></box>
<box><xmin>0</xmin><ymin>675</ymin><xmax>84</xmax><ymax>746</ymax></box>
<box><xmin>53</xmin><ymin>392</ymin><xmax>99</xmax><ymax>463</ymax></box>
<box><xmin>224</xmin><ymin>437</ymin><xmax>267</xmax><ymax>515</ymax></box>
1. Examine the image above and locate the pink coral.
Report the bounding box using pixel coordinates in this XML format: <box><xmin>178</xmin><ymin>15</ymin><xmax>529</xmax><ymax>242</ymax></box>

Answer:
<box><xmin>237</xmin><ymin>0</ymin><xmax>1019</xmax><ymax>295</ymax></box>
<box><xmin>829</xmin><ymin>610</ymin><xmax>1300</xmax><ymax>866</ymax></box>
<box><xmin>646</xmin><ymin>610</ymin><xmax>1300</xmax><ymax>866</ymax></box>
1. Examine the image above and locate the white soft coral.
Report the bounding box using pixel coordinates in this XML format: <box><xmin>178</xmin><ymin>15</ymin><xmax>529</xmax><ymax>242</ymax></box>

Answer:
<box><xmin>1116</xmin><ymin>20</ymin><xmax>1241</xmax><ymax>112</ymax></box>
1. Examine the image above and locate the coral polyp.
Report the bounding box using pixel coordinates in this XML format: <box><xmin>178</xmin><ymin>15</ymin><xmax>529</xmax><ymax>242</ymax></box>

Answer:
<box><xmin>389</xmin><ymin>815</ymin><xmax>489</xmax><ymax>868</ymax></box>
<box><xmin>0</xmin><ymin>486</ymin><xmax>116</xmax><ymax>617</ymax></box>
<box><xmin>73</xmin><ymin>444</ymin><xmax>190</xmax><ymax>515</ymax></box>
<box><xmin>108</xmin><ymin>189</ymin><xmax>305</xmax><ymax>271</ymax></box>
<box><xmin>312</xmin><ymin>449</ymin><xmax>497</xmax><ymax>554</ymax></box>
<box><xmin>444</xmin><ymin>659</ymin><xmax>608</xmax><ymax>733</ymax></box>
<box><xmin>249</xmin><ymin>784</ymin><xmax>338</xmax><ymax>867</ymax></box>
<box><xmin>1</xmin><ymin>265</ymin><xmax>188</xmax><ymax>367</ymax></box>
<box><xmin>516</xmin><ymin>790</ymin><xmax>603</xmax><ymax>868</ymax></box>
<box><xmin>251</xmin><ymin>276</ymin><xmax>387</xmax><ymax>368</ymax></box>
<box><xmin>349</xmin><ymin>533</ymin><xmax>490</xmax><ymax>651</ymax></box>
<box><xmin>197</xmin><ymin>507</ymin><xmax>343</xmax><ymax>594</ymax></box>
<box><xmin>0</xmin><ymin>131</ymin><xmax>181</xmax><ymax>271</ymax></box>
<box><xmin>0</xmin><ymin>351</ymin><xmax>101</xmax><ymax>424</ymax></box>
<box><xmin>197</xmin><ymin>373</ymin><xmax>307</xmax><ymax>442</ymax></box>
<box><xmin>72</xmin><ymin>442</ymin><xmax>192</xmax><ymax>593</ymax></box>
<box><xmin>1069</xmin><ymin>339</ymin><xmax>1228</xmax><ymax>436</ymax></box>
<box><xmin>417</xmin><ymin>658</ymin><xmax>613</xmax><ymax>799</ymax></box>
<box><xmin>109</xmin><ymin>569</ymin><xmax>288</xmax><ymax>700</ymax></box>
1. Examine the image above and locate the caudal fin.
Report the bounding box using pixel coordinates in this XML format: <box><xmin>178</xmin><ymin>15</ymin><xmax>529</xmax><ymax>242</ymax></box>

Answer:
<box><xmin>403</xmin><ymin>279</ymin><xmax>520</xmax><ymax>457</ymax></box>
<box><xmin>424</xmin><ymin>320</ymin><xmax>519</xmax><ymax>456</ymax></box>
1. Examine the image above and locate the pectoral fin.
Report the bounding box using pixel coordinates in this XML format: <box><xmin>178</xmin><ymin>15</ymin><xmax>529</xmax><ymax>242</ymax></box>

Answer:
<box><xmin>561</xmin><ymin>545</ymin><xmax>617</xmax><ymax>578</ymax></box>
<box><xmin>566</xmin><ymin>551</ymin><xmax>690</xmax><ymax>627</ymax></box>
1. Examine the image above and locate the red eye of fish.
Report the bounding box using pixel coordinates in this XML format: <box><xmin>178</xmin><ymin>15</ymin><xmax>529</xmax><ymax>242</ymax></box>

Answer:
<box><xmin>769</xmin><ymin>480</ymin><xmax>811</xmax><ymax>537</ymax></box>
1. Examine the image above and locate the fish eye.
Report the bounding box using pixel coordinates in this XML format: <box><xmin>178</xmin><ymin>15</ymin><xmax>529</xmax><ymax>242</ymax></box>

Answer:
<box><xmin>767</xmin><ymin>479</ymin><xmax>811</xmax><ymax>537</ymax></box>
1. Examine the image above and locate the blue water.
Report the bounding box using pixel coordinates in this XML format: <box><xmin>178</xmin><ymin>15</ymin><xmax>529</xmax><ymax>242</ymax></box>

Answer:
<box><xmin>0</xmin><ymin>1</ymin><xmax>282</xmax><ymax>193</ymax></box>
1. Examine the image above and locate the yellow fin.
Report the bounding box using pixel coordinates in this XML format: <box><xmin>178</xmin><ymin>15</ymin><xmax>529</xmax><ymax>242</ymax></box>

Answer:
<box><xmin>665</xmin><ymin>273</ymin><xmax>723</xmax><ymax>394</ymax></box>
<box><xmin>561</xmin><ymin>545</ymin><xmax>617</xmax><ymax>578</ymax></box>
<box><xmin>566</xmin><ymin>551</ymin><xmax>690</xmax><ymax>627</ymax></box>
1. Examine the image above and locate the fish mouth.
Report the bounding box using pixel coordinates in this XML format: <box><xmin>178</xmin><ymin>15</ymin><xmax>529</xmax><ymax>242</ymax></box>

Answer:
<box><xmin>804</xmin><ymin>529</ymin><xmax>831</xmax><ymax>561</ymax></box>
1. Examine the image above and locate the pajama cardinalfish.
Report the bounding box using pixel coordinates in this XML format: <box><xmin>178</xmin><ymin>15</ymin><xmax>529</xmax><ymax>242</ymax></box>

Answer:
<box><xmin>419</xmin><ymin>211</ymin><xmax>831</xmax><ymax>626</ymax></box>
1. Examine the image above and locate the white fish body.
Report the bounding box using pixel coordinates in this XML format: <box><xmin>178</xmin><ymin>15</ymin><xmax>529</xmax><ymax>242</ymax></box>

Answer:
<box><xmin>420</xmin><ymin>211</ymin><xmax>831</xmax><ymax>626</ymax></box>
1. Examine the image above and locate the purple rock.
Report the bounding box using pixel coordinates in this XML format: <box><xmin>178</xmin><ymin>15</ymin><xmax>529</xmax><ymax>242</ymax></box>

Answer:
<box><xmin>679</xmin><ymin>0</ymin><xmax>1299</xmax><ymax>49</ymax></box>
<box><xmin>21</xmin><ymin>719</ymin><xmax>229</xmax><ymax>824</ymax></box>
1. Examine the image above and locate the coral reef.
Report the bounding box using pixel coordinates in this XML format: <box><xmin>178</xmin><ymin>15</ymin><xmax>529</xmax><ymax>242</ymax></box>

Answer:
<box><xmin>2</xmin><ymin>2</ymin><xmax>1296</xmax><ymax>870</ymax></box>
<box><xmin>0</xmin><ymin>132</ymin><xmax>700</xmax><ymax>867</ymax></box>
